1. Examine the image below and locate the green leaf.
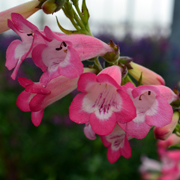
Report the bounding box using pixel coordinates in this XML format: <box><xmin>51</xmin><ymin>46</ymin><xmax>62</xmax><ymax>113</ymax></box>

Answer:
<box><xmin>169</xmin><ymin>143</ymin><xmax>180</xmax><ymax>149</ymax></box>
<box><xmin>137</xmin><ymin>72</ymin><xmax>143</xmax><ymax>86</ymax></box>
<box><xmin>81</xmin><ymin>0</ymin><xmax>90</xmax><ymax>25</ymax></box>
<box><xmin>56</xmin><ymin>17</ymin><xmax>79</xmax><ymax>34</ymax></box>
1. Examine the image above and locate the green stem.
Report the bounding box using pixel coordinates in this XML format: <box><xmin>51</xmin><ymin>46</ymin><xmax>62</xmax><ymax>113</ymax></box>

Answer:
<box><xmin>126</xmin><ymin>75</ymin><xmax>136</xmax><ymax>86</ymax></box>
<box><xmin>74</xmin><ymin>3</ymin><xmax>85</xmax><ymax>23</ymax></box>
<box><xmin>73</xmin><ymin>10</ymin><xmax>86</xmax><ymax>29</ymax></box>
<box><xmin>62</xmin><ymin>8</ymin><xmax>81</xmax><ymax>30</ymax></box>
<box><xmin>94</xmin><ymin>57</ymin><xmax>103</xmax><ymax>71</ymax></box>
<box><xmin>73</xmin><ymin>3</ymin><xmax>92</xmax><ymax>36</ymax></box>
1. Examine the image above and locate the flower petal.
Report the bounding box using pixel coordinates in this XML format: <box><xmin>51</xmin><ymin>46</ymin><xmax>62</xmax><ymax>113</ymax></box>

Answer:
<box><xmin>116</xmin><ymin>89</ymin><xmax>136</xmax><ymax>123</ymax></box>
<box><xmin>77</xmin><ymin>72</ymin><xmax>97</xmax><ymax>92</ymax></box>
<box><xmin>145</xmin><ymin>96</ymin><xmax>173</xmax><ymax>127</ymax></box>
<box><xmin>153</xmin><ymin>85</ymin><xmax>178</xmax><ymax>103</ymax></box>
<box><xmin>89</xmin><ymin>112</ymin><xmax>116</xmax><ymax>135</ymax></box>
<box><xmin>119</xmin><ymin>118</ymin><xmax>151</xmax><ymax>139</ymax></box>
<box><xmin>31</xmin><ymin>110</ymin><xmax>44</xmax><ymax>127</ymax></box>
<box><xmin>16</xmin><ymin>91</ymin><xmax>32</xmax><ymax>112</ymax></box>
<box><xmin>6</xmin><ymin>40</ymin><xmax>22</xmax><ymax>70</ymax></box>
<box><xmin>84</xmin><ymin>123</ymin><xmax>96</xmax><ymax>140</ymax></box>
<box><xmin>69</xmin><ymin>93</ymin><xmax>90</xmax><ymax>124</ymax></box>
<box><xmin>29</xmin><ymin>94</ymin><xmax>46</xmax><ymax>112</ymax></box>
<box><xmin>18</xmin><ymin>77</ymin><xmax>33</xmax><ymax>87</ymax></box>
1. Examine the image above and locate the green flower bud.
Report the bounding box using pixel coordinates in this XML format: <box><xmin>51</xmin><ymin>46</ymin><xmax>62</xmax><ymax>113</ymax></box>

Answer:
<box><xmin>42</xmin><ymin>0</ymin><xmax>57</xmax><ymax>14</ymax></box>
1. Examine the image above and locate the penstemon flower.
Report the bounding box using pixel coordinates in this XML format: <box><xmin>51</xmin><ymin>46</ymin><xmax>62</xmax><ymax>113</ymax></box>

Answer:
<box><xmin>16</xmin><ymin>68</ymin><xmax>96</xmax><ymax>126</ymax></box>
<box><xmin>32</xmin><ymin>26</ymin><xmax>113</xmax><ymax>84</ymax></box>
<box><xmin>69</xmin><ymin>65</ymin><xmax>136</xmax><ymax>135</ymax></box>
<box><xmin>5</xmin><ymin>13</ymin><xmax>46</xmax><ymax>79</ymax></box>
<box><xmin>118</xmin><ymin>83</ymin><xmax>177</xmax><ymax>139</ymax></box>
<box><xmin>140</xmin><ymin>135</ymin><xmax>180</xmax><ymax>180</ymax></box>
<box><xmin>100</xmin><ymin>125</ymin><xmax>132</xmax><ymax>164</ymax></box>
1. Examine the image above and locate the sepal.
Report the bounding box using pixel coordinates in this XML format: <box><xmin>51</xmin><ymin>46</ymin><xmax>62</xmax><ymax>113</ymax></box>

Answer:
<box><xmin>103</xmin><ymin>40</ymin><xmax>120</xmax><ymax>63</ymax></box>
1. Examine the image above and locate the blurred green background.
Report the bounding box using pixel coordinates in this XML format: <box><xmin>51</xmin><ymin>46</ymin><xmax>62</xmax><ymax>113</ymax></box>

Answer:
<box><xmin>0</xmin><ymin>33</ymin><xmax>178</xmax><ymax>180</ymax></box>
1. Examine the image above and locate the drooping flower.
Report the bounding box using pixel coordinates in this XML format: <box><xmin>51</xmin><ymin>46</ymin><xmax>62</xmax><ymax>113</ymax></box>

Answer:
<box><xmin>5</xmin><ymin>13</ymin><xmax>46</xmax><ymax>79</ymax></box>
<box><xmin>32</xmin><ymin>26</ymin><xmax>113</xmax><ymax>84</ymax></box>
<box><xmin>69</xmin><ymin>66</ymin><xmax>136</xmax><ymax>135</ymax></box>
<box><xmin>100</xmin><ymin>125</ymin><xmax>132</xmax><ymax>163</ymax></box>
<box><xmin>16</xmin><ymin>68</ymin><xmax>96</xmax><ymax>126</ymax></box>
<box><xmin>0</xmin><ymin>0</ymin><xmax>39</xmax><ymax>33</ymax></box>
<box><xmin>119</xmin><ymin>83</ymin><xmax>176</xmax><ymax>139</ymax></box>
<box><xmin>129</xmin><ymin>62</ymin><xmax>165</xmax><ymax>85</ymax></box>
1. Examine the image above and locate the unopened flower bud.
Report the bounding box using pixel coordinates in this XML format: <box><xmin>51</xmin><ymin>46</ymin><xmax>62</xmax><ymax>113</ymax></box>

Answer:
<box><xmin>129</xmin><ymin>62</ymin><xmax>165</xmax><ymax>85</ymax></box>
<box><xmin>42</xmin><ymin>0</ymin><xmax>57</xmax><ymax>14</ymax></box>
<box><xmin>41</xmin><ymin>0</ymin><xmax>66</xmax><ymax>14</ymax></box>
<box><xmin>0</xmin><ymin>0</ymin><xmax>39</xmax><ymax>33</ymax></box>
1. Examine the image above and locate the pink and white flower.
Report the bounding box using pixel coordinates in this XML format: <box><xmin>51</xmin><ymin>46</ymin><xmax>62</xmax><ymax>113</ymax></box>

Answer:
<box><xmin>100</xmin><ymin>125</ymin><xmax>132</xmax><ymax>163</ymax></box>
<box><xmin>16</xmin><ymin>68</ymin><xmax>96</xmax><ymax>126</ymax></box>
<box><xmin>69</xmin><ymin>66</ymin><xmax>136</xmax><ymax>135</ymax></box>
<box><xmin>5</xmin><ymin>13</ymin><xmax>46</xmax><ymax>79</ymax></box>
<box><xmin>32</xmin><ymin>26</ymin><xmax>113</xmax><ymax>84</ymax></box>
<box><xmin>119</xmin><ymin>83</ymin><xmax>176</xmax><ymax>139</ymax></box>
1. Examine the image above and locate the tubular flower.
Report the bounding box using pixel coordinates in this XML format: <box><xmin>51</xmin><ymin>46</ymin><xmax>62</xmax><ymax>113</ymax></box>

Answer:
<box><xmin>5</xmin><ymin>13</ymin><xmax>46</xmax><ymax>79</ymax></box>
<box><xmin>129</xmin><ymin>62</ymin><xmax>165</xmax><ymax>85</ymax></box>
<box><xmin>153</xmin><ymin>112</ymin><xmax>179</xmax><ymax>140</ymax></box>
<box><xmin>119</xmin><ymin>83</ymin><xmax>176</xmax><ymax>139</ymax></box>
<box><xmin>16</xmin><ymin>68</ymin><xmax>95</xmax><ymax>126</ymax></box>
<box><xmin>0</xmin><ymin>0</ymin><xmax>39</xmax><ymax>33</ymax></box>
<box><xmin>32</xmin><ymin>26</ymin><xmax>113</xmax><ymax>84</ymax></box>
<box><xmin>100</xmin><ymin>125</ymin><xmax>132</xmax><ymax>164</ymax></box>
<box><xmin>69</xmin><ymin>66</ymin><xmax>136</xmax><ymax>136</ymax></box>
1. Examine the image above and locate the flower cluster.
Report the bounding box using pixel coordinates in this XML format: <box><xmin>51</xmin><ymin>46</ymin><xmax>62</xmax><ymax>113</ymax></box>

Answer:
<box><xmin>2</xmin><ymin>0</ymin><xmax>180</xmax><ymax>165</ymax></box>
<box><xmin>139</xmin><ymin>134</ymin><xmax>180</xmax><ymax>180</ymax></box>
<box><xmin>69</xmin><ymin>65</ymin><xmax>177</xmax><ymax>163</ymax></box>
<box><xmin>5</xmin><ymin>13</ymin><xmax>113</xmax><ymax>125</ymax></box>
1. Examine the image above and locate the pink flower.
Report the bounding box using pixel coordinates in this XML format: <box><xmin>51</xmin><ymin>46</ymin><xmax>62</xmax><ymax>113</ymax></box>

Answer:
<box><xmin>100</xmin><ymin>125</ymin><xmax>131</xmax><ymax>163</ymax></box>
<box><xmin>119</xmin><ymin>83</ymin><xmax>176</xmax><ymax>139</ymax></box>
<box><xmin>157</xmin><ymin>134</ymin><xmax>180</xmax><ymax>149</ymax></box>
<box><xmin>158</xmin><ymin>150</ymin><xmax>180</xmax><ymax>180</ymax></box>
<box><xmin>32</xmin><ymin>26</ymin><xmax>113</xmax><ymax>84</ymax></box>
<box><xmin>69</xmin><ymin>66</ymin><xmax>136</xmax><ymax>135</ymax></box>
<box><xmin>154</xmin><ymin>112</ymin><xmax>179</xmax><ymax>140</ymax></box>
<box><xmin>16</xmin><ymin>68</ymin><xmax>95</xmax><ymax>126</ymax></box>
<box><xmin>0</xmin><ymin>0</ymin><xmax>39</xmax><ymax>33</ymax></box>
<box><xmin>5</xmin><ymin>13</ymin><xmax>46</xmax><ymax>79</ymax></box>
